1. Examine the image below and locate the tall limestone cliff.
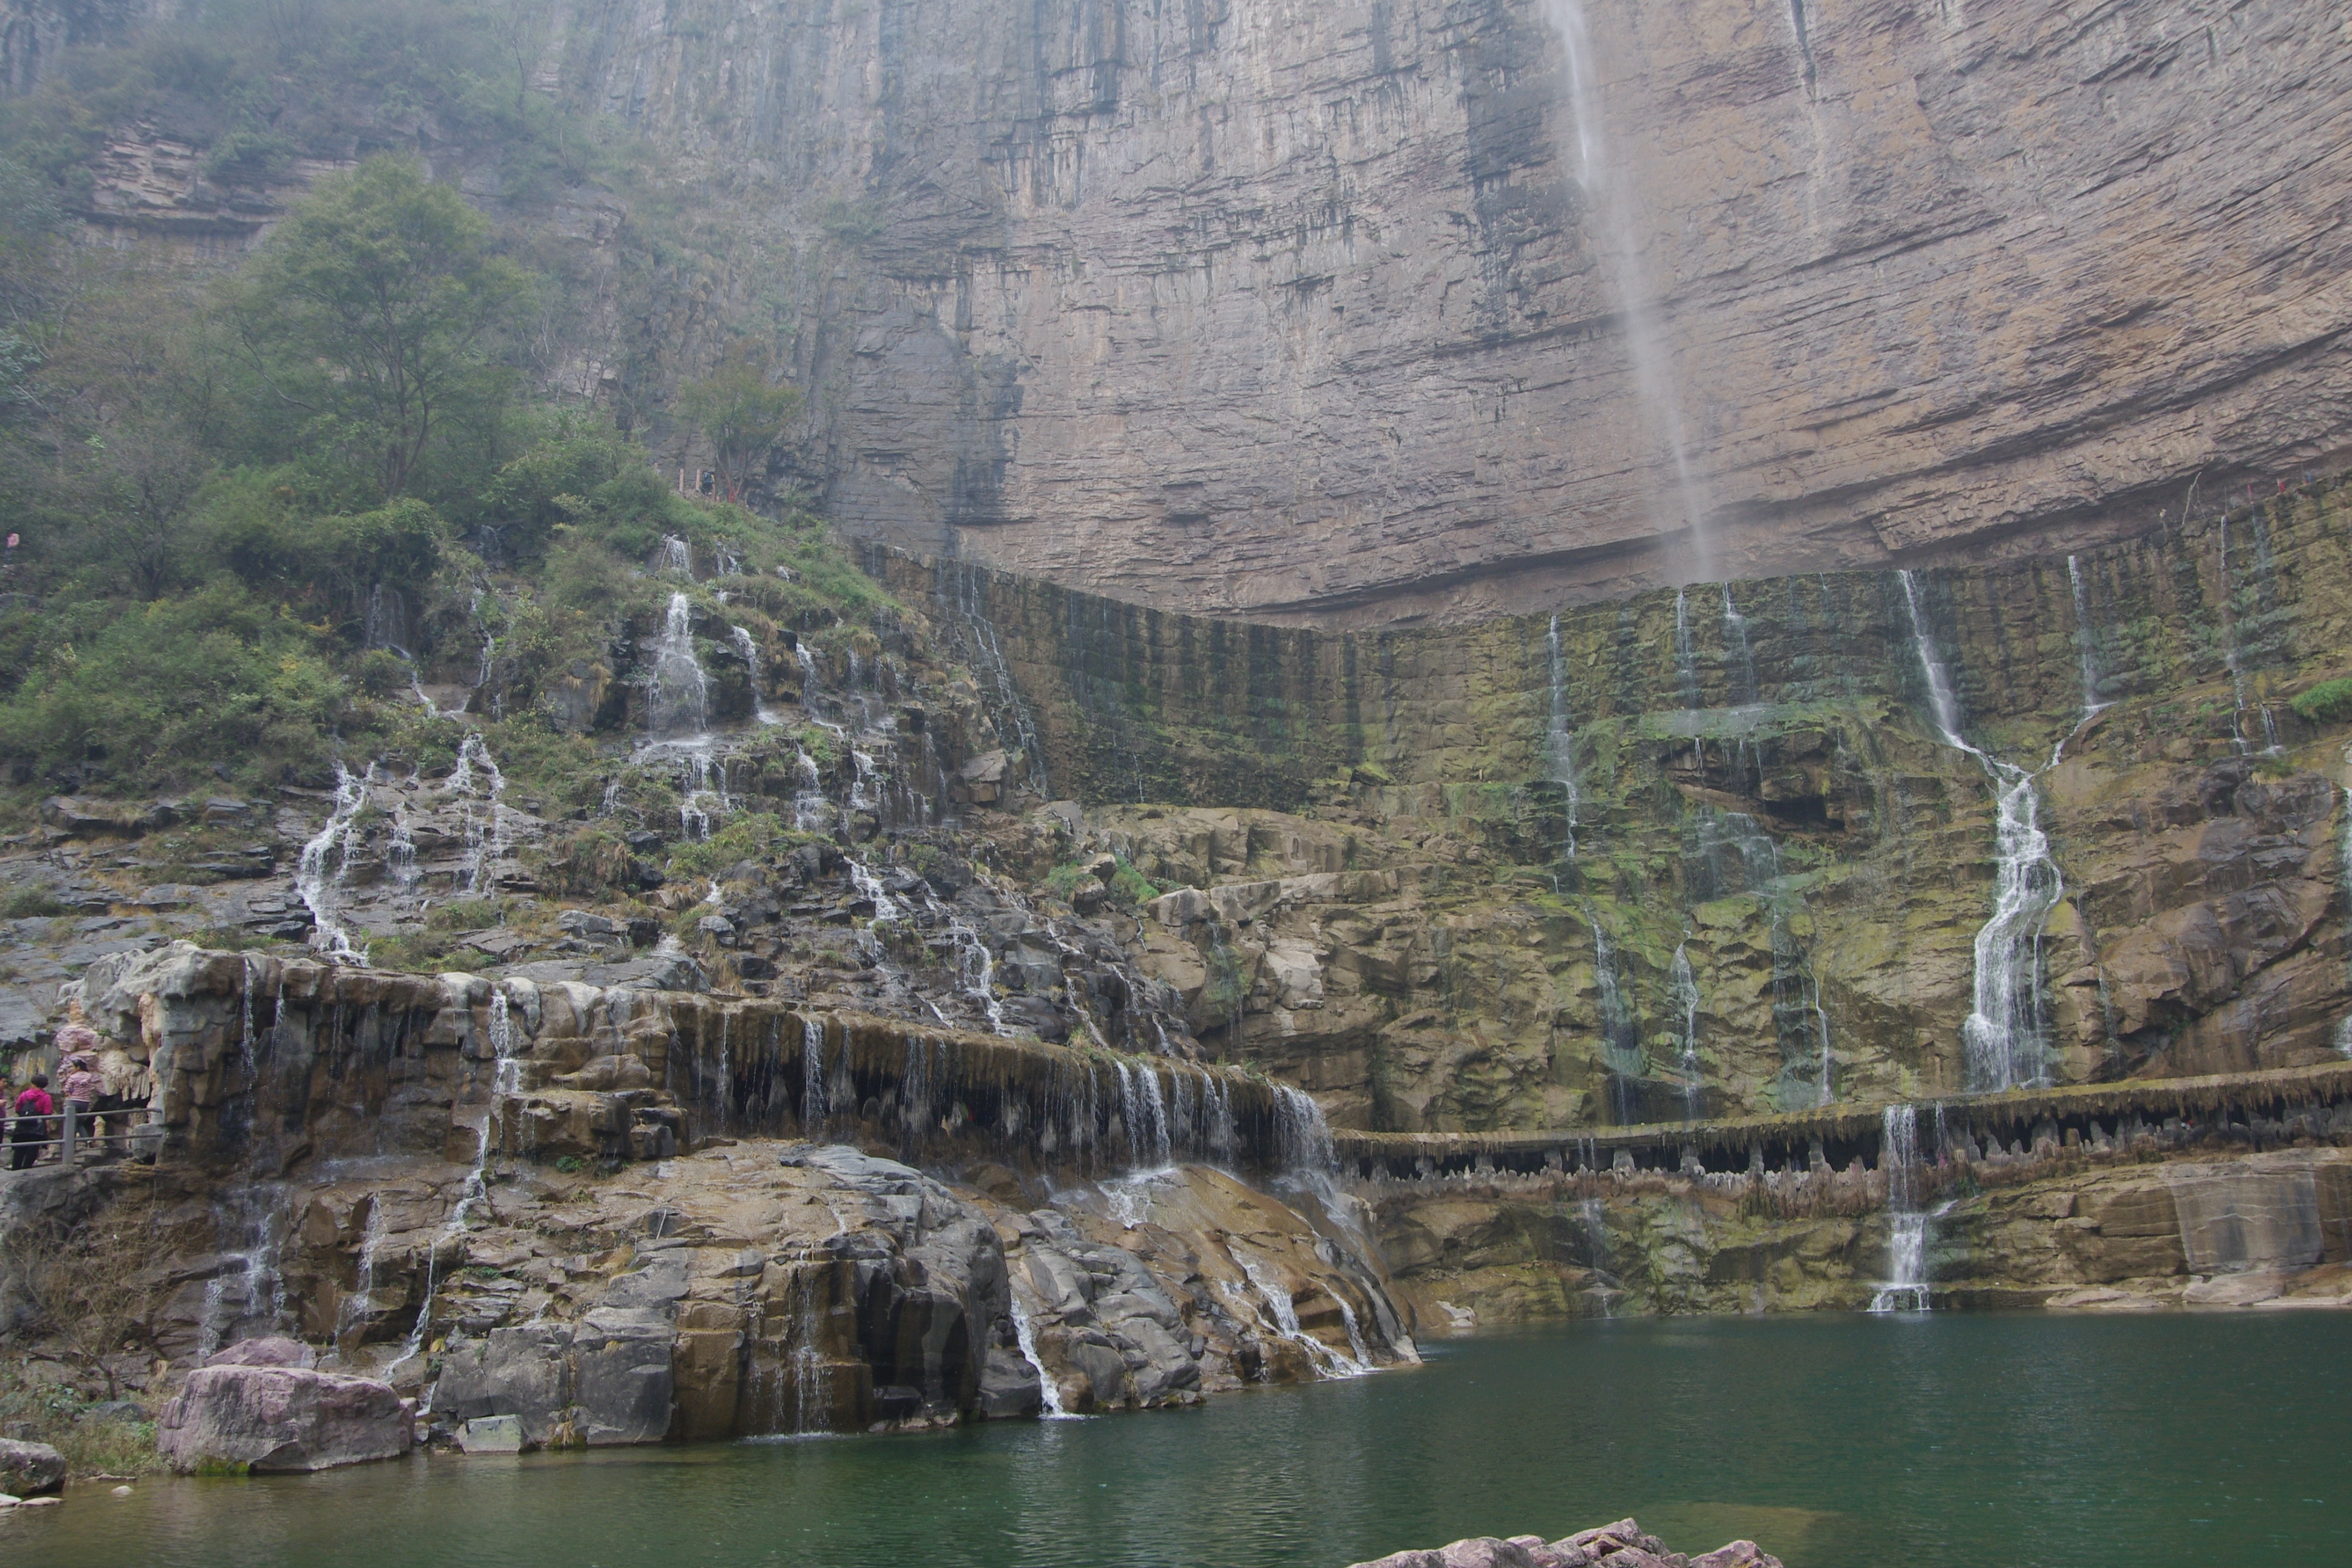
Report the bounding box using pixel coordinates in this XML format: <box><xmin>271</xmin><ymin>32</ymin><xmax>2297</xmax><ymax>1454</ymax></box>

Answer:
<box><xmin>546</xmin><ymin>0</ymin><xmax>2352</xmax><ymax>622</ymax></box>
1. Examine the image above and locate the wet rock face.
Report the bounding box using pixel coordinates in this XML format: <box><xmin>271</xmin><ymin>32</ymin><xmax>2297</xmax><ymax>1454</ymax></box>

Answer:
<box><xmin>251</xmin><ymin>1142</ymin><xmax>1413</xmax><ymax>1443</ymax></box>
<box><xmin>552</xmin><ymin>0</ymin><xmax>2352</xmax><ymax>622</ymax></box>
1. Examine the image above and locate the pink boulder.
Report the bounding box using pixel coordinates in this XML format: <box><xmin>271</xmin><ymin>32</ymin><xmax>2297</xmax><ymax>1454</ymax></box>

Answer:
<box><xmin>158</xmin><ymin>1361</ymin><xmax>411</xmax><ymax>1474</ymax></box>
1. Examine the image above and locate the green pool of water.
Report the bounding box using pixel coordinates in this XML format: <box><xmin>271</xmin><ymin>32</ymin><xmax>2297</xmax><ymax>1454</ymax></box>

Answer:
<box><xmin>17</xmin><ymin>1312</ymin><xmax>2349</xmax><ymax>1567</ymax></box>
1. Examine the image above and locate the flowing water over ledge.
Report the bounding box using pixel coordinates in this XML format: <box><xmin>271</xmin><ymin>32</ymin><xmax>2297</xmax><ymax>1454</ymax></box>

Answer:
<box><xmin>20</xmin><ymin>1314</ymin><xmax>2348</xmax><ymax>1568</ymax></box>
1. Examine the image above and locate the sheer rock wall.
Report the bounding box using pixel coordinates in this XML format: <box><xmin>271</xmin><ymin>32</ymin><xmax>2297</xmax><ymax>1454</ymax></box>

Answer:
<box><xmin>556</xmin><ymin>0</ymin><xmax>2352</xmax><ymax>623</ymax></box>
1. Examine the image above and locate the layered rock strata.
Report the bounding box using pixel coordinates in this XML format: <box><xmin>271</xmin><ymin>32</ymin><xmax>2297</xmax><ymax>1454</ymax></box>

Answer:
<box><xmin>555</xmin><ymin>0</ymin><xmax>2352</xmax><ymax>621</ymax></box>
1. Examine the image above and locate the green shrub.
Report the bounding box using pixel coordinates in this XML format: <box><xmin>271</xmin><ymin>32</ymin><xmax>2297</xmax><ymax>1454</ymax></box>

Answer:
<box><xmin>1</xmin><ymin>883</ymin><xmax>67</xmax><ymax>917</ymax></box>
<box><xmin>2290</xmin><ymin>678</ymin><xmax>2352</xmax><ymax>725</ymax></box>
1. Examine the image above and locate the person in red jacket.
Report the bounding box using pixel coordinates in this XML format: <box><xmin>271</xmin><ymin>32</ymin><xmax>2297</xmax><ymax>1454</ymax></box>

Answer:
<box><xmin>10</xmin><ymin>1074</ymin><xmax>53</xmax><ymax>1169</ymax></box>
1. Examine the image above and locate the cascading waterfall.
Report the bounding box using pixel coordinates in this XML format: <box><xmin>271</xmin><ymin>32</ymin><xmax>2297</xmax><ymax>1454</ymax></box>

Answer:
<box><xmin>295</xmin><ymin>764</ymin><xmax>371</xmax><ymax>961</ymax></box>
<box><xmin>657</xmin><ymin>534</ymin><xmax>693</xmax><ymax>575</ymax></box>
<box><xmin>1899</xmin><ymin>571</ymin><xmax>2067</xmax><ymax>1091</ymax></box>
<box><xmin>1116</xmin><ymin>1061</ymin><xmax>1172</xmax><ymax>1168</ymax></box>
<box><xmin>649</xmin><ymin>592</ymin><xmax>710</xmax><ymax>737</ymax></box>
<box><xmin>1868</xmin><ymin>1104</ymin><xmax>1933</xmax><ymax>1313</ymax></box>
<box><xmin>446</xmin><ymin>733</ymin><xmax>510</xmax><ymax>896</ymax></box>
<box><xmin>1538</xmin><ymin>0</ymin><xmax>1710</xmax><ymax>575</ymax></box>
<box><xmin>1695</xmin><ymin>808</ymin><xmax>1833</xmax><ymax>1105</ymax></box>
<box><xmin>1670</xmin><ymin>939</ymin><xmax>1702</xmax><ymax>1118</ymax></box>
<box><xmin>1722</xmin><ymin>586</ymin><xmax>1758</xmax><ymax>706</ymax></box>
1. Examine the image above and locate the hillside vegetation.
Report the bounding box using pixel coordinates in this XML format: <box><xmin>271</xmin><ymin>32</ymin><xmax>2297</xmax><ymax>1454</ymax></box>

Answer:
<box><xmin>0</xmin><ymin>0</ymin><xmax>846</xmax><ymax>810</ymax></box>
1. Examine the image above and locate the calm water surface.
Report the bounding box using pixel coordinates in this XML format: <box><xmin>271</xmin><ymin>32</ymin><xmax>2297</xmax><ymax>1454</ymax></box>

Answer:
<box><xmin>16</xmin><ymin>1312</ymin><xmax>2349</xmax><ymax>1567</ymax></box>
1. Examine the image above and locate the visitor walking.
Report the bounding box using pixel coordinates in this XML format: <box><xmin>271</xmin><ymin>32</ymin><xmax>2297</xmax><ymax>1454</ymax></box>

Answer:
<box><xmin>9</xmin><ymin>1073</ymin><xmax>52</xmax><ymax>1169</ymax></box>
<box><xmin>54</xmin><ymin>997</ymin><xmax>105</xmax><ymax>1156</ymax></box>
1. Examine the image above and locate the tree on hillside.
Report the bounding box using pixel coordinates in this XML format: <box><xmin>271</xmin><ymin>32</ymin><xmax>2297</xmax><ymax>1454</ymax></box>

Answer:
<box><xmin>676</xmin><ymin>349</ymin><xmax>801</xmax><ymax>503</ymax></box>
<box><xmin>229</xmin><ymin>155</ymin><xmax>532</xmax><ymax>500</ymax></box>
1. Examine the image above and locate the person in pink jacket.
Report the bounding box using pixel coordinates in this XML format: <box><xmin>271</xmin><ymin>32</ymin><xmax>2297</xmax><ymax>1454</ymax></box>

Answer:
<box><xmin>53</xmin><ymin>998</ymin><xmax>107</xmax><ymax>1155</ymax></box>
<box><xmin>9</xmin><ymin>1073</ymin><xmax>52</xmax><ymax>1169</ymax></box>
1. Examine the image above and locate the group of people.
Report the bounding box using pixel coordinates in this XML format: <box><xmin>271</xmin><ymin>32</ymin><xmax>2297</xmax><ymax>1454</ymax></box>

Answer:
<box><xmin>5</xmin><ymin>999</ymin><xmax>111</xmax><ymax>1171</ymax></box>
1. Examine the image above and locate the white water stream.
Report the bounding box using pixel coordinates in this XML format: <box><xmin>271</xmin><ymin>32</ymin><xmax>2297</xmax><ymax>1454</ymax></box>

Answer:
<box><xmin>1898</xmin><ymin>570</ymin><xmax>2066</xmax><ymax>1092</ymax></box>
<box><xmin>1867</xmin><ymin>1103</ymin><xmax>1933</xmax><ymax>1313</ymax></box>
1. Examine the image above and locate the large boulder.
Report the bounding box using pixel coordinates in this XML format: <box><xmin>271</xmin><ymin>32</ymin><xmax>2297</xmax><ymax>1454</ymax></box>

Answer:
<box><xmin>157</xmin><ymin>1354</ymin><xmax>412</xmax><ymax>1474</ymax></box>
<box><xmin>0</xmin><ymin>1439</ymin><xmax>65</xmax><ymax>1496</ymax></box>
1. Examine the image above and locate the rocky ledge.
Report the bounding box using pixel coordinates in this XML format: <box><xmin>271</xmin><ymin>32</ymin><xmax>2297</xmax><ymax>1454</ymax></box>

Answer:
<box><xmin>1349</xmin><ymin>1520</ymin><xmax>1780</xmax><ymax>1568</ymax></box>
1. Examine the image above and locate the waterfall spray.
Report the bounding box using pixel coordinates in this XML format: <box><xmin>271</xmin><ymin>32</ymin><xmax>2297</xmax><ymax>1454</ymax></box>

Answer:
<box><xmin>1538</xmin><ymin>0</ymin><xmax>1710</xmax><ymax>576</ymax></box>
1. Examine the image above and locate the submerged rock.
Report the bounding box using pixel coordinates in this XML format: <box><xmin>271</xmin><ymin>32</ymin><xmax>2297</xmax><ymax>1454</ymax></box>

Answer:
<box><xmin>1346</xmin><ymin>1518</ymin><xmax>1783</xmax><ymax>1568</ymax></box>
<box><xmin>156</xmin><ymin>1345</ymin><xmax>412</xmax><ymax>1474</ymax></box>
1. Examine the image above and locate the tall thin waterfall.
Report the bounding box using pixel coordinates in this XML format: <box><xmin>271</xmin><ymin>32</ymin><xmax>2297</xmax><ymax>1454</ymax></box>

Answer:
<box><xmin>2065</xmin><ymin>555</ymin><xmax>2106</xmax><ymax>719</ymax></box>
<box><xmin>1546</xmin><ymin>613</ymin><xmax>1582</xmax><ymax>859</ymax></box>
<box><xmin>1670</xmin><ymin>939</ymin><xmax>1701</xmax><ymax>1118</ymax></box>
<box><xmin>1898</xmin><ymin>570</ymin><xmax>2065</xmax><ymax>1091</ymax></box>
<box><xmin>1539</xmin><ymin>0</ymin><xmax>1709</xmax><ymax>575</ymax></box>
<box><xmin>649</xmin><ymin>592</ymin><xmax>710</xmax><ymax>737</ymax></box>
<box><xmin>1672</xmin><ymin>589</ymin><xmax>1700</xmax><ymax>708</ymax></box>
<box><xmin>2216</xmin><ymin>519</ymin><xmax>2283</xmax><ymax>755</ymax></box>
<box><xmin>1868</xmin><ymin>1103</ymin><xmax>1932</xmax><ymax>1313</ymax></box>
<box><xmin>1722</xmin><ymin>586</ymin><xmax>1757</xmax><ymax>706</ymax></box>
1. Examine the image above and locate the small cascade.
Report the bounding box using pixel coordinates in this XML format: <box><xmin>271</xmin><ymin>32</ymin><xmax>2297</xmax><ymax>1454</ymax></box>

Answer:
<box><xmin>1868</xmin><ymin>1104</ymin><xmax>1933</xmax><ymax>1313</ymax></box>
<box><xmin>1722</xmin><ymin>586</ymin><xmax>1758</xmax><ymax>706</ymax></box>
<box><xmin>1010</xmin><ymin>1296</ymin><xmax>1076</xmax><ymax>1418</ymax></box>
<box><xmin>385</xmin><ymin>799</ymin><xmax>418</xmax><ymax>889</ymax></box>
<box><xmin>1672</xmin><ymin>589</ymin><xmax>1700</xmax><ymax>708</ymax></box>
<box><xmin>1236</xmin><ymin>1251</ymin><xmax>1370</xmax><ymax>1380</ymax></box>
<box><xmin>1546</xmin><ymin>614</ymin><xmax>1582</xmax><ymax>860</ymax></box>
<box><xmin>1810</xmin><ymin>975</ymin><xmax>1835</xmax><ymax>1108</ymax></box>
<box><xmin>1897</xmin><ymin>570</ymin><xmax>2066</xmax><ymax>1093</ymax></box>
<box><xmin>295</xmin><ymin>764</ymin><xmax>371</xmax><ymax>962</ymax></box>
<box><xmin>657</xmin><ymin>534</ymin><xmax>693</xmax><ymax>576</ymax></box>
<box><xmin>1539</xmin><ymin>0</ymin><xmax>1710</xmax><ymax>574</ymax></box>
<box><xmin>1116</xmin><ymin>1061</ymin><xmax>1172</xmax><ymax>1168</ymax></box>
<box><xmin>1273</xmin><ymin>1085</ymin><xmax>1336</xmax><ymax>1174</ymax></box>
<box><xmin>730</xmin><ymin>624</ymin><xmax>780</xmax><ymax>724</ymax></box>
<box><xmin>194</xmin><ymin>1181</ymin><xmax>290</xmax><ymax>1360</ymax></box>
<box><xmin>800</xmin><ymin>1016</ymin><xmax>829</xmax><ymax>1130</ymax></box>
<box><xmin>447</xmin><ymin>734</ymin><xmax>509</xmax><ymax>896</ymax></box>
<box><xmin>337</xmin><ymin>1195</ymin><xmax>390</xmax><ymax>1349</ymax></box>
<box><xmin>1670</xmin><ymin>939</ymin><xmax>1701</xmax><ymax>1119</ymax></box>
<box><xmin>648</xmin><ymin>592</ymin><xmax>710</xmax><ymax>737</ymax></box>
<box><xmin>2066</xmin><ymin>555</ymin><xmax>2108</xmax><ymax>719</ymax></box>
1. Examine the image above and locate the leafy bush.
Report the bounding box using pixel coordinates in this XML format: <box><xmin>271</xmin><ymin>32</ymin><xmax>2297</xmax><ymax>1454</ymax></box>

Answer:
<box><xmin>667</xmin><ymin>811</ymin><xmax>788</xmax><ymax>880</ymax></box>
<box><xmin>2290</xmin><ymin>678</ymin><xmax>2352</xmax><ymax>725</ymax></box>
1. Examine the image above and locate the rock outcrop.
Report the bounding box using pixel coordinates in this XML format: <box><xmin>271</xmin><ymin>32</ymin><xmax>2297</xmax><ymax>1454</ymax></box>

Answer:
<box><xmin>0</xmin><ymin>1438</ymin><xmax>65</xmax><ymax>1496</ymax></box>
<box><xmin>155</xmin><ymin>1339</ymin><xmax>412</xmax><ymax>1473</ymax></box>
<box><xmin>1349</xmin><ymin>1517</ymin><xmax>1783</xmax><ymax>1568</ymax></box>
